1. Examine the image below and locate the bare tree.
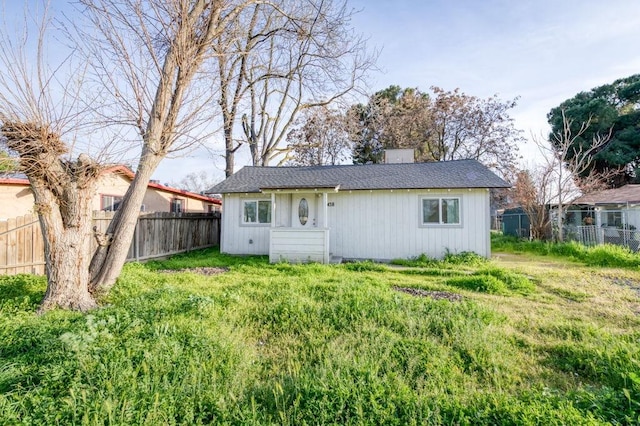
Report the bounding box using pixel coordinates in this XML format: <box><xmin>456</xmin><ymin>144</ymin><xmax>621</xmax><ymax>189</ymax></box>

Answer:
<box><xmin>214</xmin><ymin>2</ymin><xmax>265</xmax><ymax>177</ymax></box>
<box><xmin>0</xmin><ymin>0</ymin><xmax>262</xmax><ymax>311</ymax></box>
<box><xmin>212</xmin><ymin>0</ymin><xmax>374</xmax><ymax>174</ymax></box>
<box><xmin>423</xmin><ymin>87</ymin><xmax>522</xmax><ymax>178</ymax></box>
<box><xmin>285</xmin><ymin>106</ymin><xmax>350</xmax><ymax>166</ymax></box>
<box><xmin>0</xmin><ymin>2</ymin><xmax>103</xmax><ymax>311</ymax></box>
<box><xmin>512</xmin><ymin>169</ymin><xmax>553</xmax><ymax>240</ymax></box>
<box><xmin>533</xmin><ymin>110</ymin><xmax>613</xmax><ymax>241</ymax></box>
<box><xmin>168</xmin><ymin>171</ymin><xmax>219</xmax><ymax>193</ymax></box>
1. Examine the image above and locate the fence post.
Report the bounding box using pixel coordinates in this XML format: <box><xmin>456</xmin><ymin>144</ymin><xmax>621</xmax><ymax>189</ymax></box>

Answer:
<box><xmin>134</xmin><ymin>221</ymin><xmax>139</xmax><ymax>261</ymax></box>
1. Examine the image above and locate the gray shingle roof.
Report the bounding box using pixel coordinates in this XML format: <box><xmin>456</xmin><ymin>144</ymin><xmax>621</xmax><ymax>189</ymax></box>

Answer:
<box><xmin>574</xmin><ymin>184</ymin><xmax>640</xmax><ymax>205</ymax></box>
<box><xmin>207</xmin><ymin>160</ymin><xmax>510</xmax><ymax>194</ymax></box>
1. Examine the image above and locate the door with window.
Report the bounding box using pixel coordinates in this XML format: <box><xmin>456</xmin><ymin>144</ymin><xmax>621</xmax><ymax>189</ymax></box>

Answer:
<box><xmin>292</xmin><ymin>195</ymin><xmax>316</xmax><ymax>228</ymax></box>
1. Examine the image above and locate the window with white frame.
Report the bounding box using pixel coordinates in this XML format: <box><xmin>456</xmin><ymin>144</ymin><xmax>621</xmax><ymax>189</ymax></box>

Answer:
<box><xmin>101</xmin><ymin>194</ymin><xmax>123</xmax><ymax>211</ymax></box>
<box><xmin>602</xmin><ymin>210</ymin><xmax>623</xmax><ymax>227</ymax></box>
<box><xmin>242</xmin><ymin>200</ymin><xmax>271</xmax><ymax>224</ymax></box>
<box><xmin>421</xmin><ymin>197</ymin><xmax>460</xmax><ymax>225</ymax></box>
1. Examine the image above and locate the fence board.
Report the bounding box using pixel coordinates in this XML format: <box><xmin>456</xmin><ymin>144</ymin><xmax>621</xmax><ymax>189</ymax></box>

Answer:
<box><xmin>0</xmin><ymin>212</ymin><xmax>220</xmax><ymax>276</ymax></box>
<box><xmin>0</xmin><ymin>220</ymin><xmax>7</xmax><ymax>275</ymax></box>
<box><xmin>7</xmin><ymin>217</ymin><xmax>17</xmax><ymax>276</ymax></box>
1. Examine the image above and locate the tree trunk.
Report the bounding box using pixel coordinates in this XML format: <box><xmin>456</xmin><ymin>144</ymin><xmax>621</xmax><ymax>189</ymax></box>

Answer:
<box><xmin>556</xmin><ymin>203</ymin><xmax>564</xmax><ymax>242</ymax></box>
<box><xmin>224</xmin><ymin>126</ymin><xmax>235</xmax><ymax>178</ymax></box>
<box><xmin>89</xmin><ymin>153</ymin><xmax>162</xmax><ymax>292</ymax></box>
<box><xmin>32</xmin><ymin>181</ymin><xmax>97</xmax><ymax>312</ymax></box>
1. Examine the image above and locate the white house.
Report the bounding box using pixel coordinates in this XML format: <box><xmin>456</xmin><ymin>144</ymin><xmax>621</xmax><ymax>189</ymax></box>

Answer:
<box><xmin>207</xmin><ymin>159</ymin><xmax>509</xmax><ymax>263</ymax></box>
<box><xmin>571</xmin><ymin>184</ymin><xmax>640</xmax><ymax>229</ymax></box>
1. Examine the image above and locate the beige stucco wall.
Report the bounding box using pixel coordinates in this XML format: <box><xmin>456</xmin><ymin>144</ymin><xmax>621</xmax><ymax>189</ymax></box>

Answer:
<box><xmin>0</xmin><ymin>172</ymin><xmax>219</xmax><ymax>220</ymax></box>
<box><xmin>0</xmin><ymin>184</ymin><xmax>36</xmax><ymax>220</ymax></box>
<box><xmin>141</xmin><ymin>186</ymin><xmax>213</xmax><ymax>213</ymax></box>
<box><xmin>94</xmin><ymin>173</ymin><xmax>218</xmax><ymax>213</ymax></box>
<box><xmin>92</xmin><ymin>173</ymin><xmax>131</xmax><ymax>211</ymax></box>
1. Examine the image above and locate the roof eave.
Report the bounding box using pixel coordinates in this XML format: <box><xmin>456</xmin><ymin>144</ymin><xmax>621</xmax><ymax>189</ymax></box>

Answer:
<box><xmin>260</xmin><ymin>185</ymin><xmax>341</xmax><ymax>193</ymax></box>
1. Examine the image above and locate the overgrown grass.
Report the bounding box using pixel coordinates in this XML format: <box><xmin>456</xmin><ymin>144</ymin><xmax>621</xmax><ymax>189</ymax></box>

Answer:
<box><xmin>391</xmin><ymin>251</ymin><xmax>487</xmax><ymax>268</ymax></box>
<box><xmin>0</xmin><ymin>247</ymin><xmax>638</xmax><ymax>424</ymax></box>
<box><xmin>492</xmin><ymin>233</ymin><xmax>640</xmax><ymax>268</ymax></box>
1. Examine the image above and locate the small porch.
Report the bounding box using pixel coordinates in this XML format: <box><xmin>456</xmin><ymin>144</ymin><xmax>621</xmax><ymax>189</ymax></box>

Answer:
<box><xmin>269</xmin><ymin>228</ymin><xmax>330</xmax><ymax>263</ymax></box>
<box><xmin>264</xmin><ymin>187</ymin><xmax>337</xmax><ymax>264</ymax></box>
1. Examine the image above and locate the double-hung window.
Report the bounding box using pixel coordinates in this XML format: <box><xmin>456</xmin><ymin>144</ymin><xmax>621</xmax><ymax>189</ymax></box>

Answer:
<box><xmin>422</xmin><ymin>197</ymin><xmax>460</xmax><ymax>225</ymax></box>
<box><xmin>243</xmin><ymin>200</ymin><xmax>271</xmax><ymax>225</ymax></box>
<box><xmin>170</xmin><ymin>198</ymin><xmax>184</xmax><ymax>213</ymax></box>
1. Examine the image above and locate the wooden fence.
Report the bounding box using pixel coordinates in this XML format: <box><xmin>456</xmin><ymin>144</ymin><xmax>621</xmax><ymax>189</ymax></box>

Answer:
<box><xmin>0</xmin><ymin>212</ymin><xmax>220</xmax><ymax>276</ymax></box>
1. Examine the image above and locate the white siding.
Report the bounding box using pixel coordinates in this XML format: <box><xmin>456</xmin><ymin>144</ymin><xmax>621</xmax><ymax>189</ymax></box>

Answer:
<box><xmin>221</xmin><ymin>189</ymin><xmax>492</xmax><ymax>260</ymax></box>
<box><xmin>269</xmin><ymin>228</ymin><xmax>329</xmax><ymax>263</ymax></box>
<box><xmin>626</xmin><ymin>208</ymin><xmax>640</xmax><ymax>229</ymax></box>
<box><xmin>275</xmin><ymin>194</ymin><xmax>292</xmax><ymax>227</ymax></box>
<box><xmin>327</xmin><ymin>189</ymin><xmax>491</xmax><ymax>260</ymax></box>
<box><xmin>220</xmin><ymin>194</ymin><xmax>271</xmax><ymax>255</ymax></box>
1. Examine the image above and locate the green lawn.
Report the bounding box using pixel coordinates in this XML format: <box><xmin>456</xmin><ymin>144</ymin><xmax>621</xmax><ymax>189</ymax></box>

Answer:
<box><xmin>0</xmin><ymin>247</ymin><xmax>638</xmax><ymax>425</ymax></box>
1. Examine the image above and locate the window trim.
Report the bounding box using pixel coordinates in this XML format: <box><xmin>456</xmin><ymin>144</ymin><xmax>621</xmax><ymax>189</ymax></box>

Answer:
<box><xmin>241</xmin><ymin>199</ymin><xmax>272</xmax><ymax>226</ymax></box>
<box><xmin>170</xmin><ymin>198</ymin><xmax>185</xmax><ymax>213</ymax></box>
<box><xmin>420</xmin><ymin>196</ymin><xmax>462</xmax><ymax>227</ymax></box>
<box><xmin>100</xmin><ymin>193</ymin><xmax>124</xmax><ymax>212</ymax></box>
<box><xmin>601</xmin><ymin>209</ymin><xmax>623</xmax><ymax>227</ymax></box>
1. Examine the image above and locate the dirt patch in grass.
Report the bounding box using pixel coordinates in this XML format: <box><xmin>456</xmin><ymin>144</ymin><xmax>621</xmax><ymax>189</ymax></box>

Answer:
<box><xmin>492</xmin><ymin>253</ymin><xmax>569</xmax><ymax>269</ymax></box>
<box><xmin>159</xmin><ymin>267</ymin><xmax>229</xmax><ymax>276</ymax></box>
<box><xmin>393</xmin><ymin>286</ymin><xmax>463</xmax><ymax>302</ymax></box>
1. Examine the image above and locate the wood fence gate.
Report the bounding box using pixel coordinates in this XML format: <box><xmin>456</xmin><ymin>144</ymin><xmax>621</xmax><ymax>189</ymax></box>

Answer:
<box><xmin>0</xmin><ymin>212</ymin><xmax>220</xmax><ymax>276</ymax></box>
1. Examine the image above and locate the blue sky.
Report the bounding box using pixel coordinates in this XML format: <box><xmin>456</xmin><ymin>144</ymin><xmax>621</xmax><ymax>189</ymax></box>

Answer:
<box><xmin>155</xmin><ymin>0</ymin><xmax>640</xmax><ymax>183</ymax></box>
<box><xmin>342</xmin><ymin>0</ymin><xmax>640</xmax><ymax>166</ymax></box>
<box><xmin>3</xmin><ymin>1</ymin><xmax>640</xmax><ymax>183</ymax></box>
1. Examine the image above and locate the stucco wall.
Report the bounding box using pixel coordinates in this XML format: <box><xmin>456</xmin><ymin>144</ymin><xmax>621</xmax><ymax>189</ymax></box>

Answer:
<box><xmin>95</xmin><ymin>173</ymin><xmax>214</xmax><ymax>213</ymax></box>
<box><xmin>0</xmin><ymin>172</ymin><xmax>218</xmax><ymax>220</ymax></box>
<box><xmin>0</xmin><ymin>185</ymin><xmax>35</xmax><ymax>220</ymax></box>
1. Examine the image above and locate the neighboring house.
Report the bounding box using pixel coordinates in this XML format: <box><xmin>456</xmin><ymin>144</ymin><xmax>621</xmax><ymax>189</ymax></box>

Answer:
<box><xmin>207</xmin><ymin>159</ymin><xmax>509</xmax><ymax>263</ymax></box>
<box><xmin>571</xmin><ymin>184</ymin><xmax>640</xmax><ymax>229</ymax></box>
<box><xmin>0</xmin><ymin>165</ymin><xmax>221</xmax><ymax>220</ymax></box>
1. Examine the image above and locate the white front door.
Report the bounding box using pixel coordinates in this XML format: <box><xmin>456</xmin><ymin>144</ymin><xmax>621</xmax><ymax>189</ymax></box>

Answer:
<box><xmin>292</xmin><ymin>194</ymin><xmax>317</xmax><ymax>228</ymax></box>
